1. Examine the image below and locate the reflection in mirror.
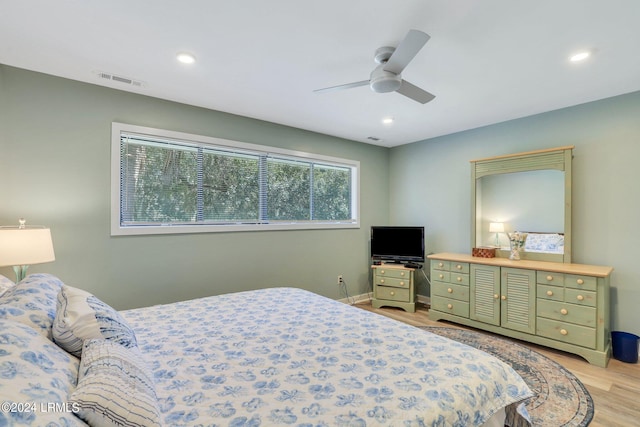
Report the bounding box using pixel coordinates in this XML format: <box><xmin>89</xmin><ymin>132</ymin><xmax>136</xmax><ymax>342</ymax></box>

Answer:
<box><xmin>470</xmin><ymin>145</ymin><xmax>573</xmax><ymax>263</ymax></box>
<box><xmin>476</xmin><ymin>170</ymin><xmax>564</xmax><ymax>251</ymax></box>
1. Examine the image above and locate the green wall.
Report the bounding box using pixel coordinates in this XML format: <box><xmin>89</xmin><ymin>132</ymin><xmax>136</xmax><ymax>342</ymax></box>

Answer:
<box><xmin>389</xmin><ymin>90</ymin><xmax>640</xmax><ymax>334</ymax></box>
<box><xmin>0</xmin><ymin>65</ymin><xmax>390</xmax><ymax>309</ymax></box>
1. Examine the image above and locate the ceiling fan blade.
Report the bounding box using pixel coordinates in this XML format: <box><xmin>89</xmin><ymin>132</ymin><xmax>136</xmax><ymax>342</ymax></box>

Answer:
<box><xmin>383</xmin><ymin>29</ymin><xmax>430</xmax><ymax>75</ymax></box>
<box><xmin>396</xmin><ymin>80</ymin><xmax>435</xmax><ymax>104</ymax></box>
<box><xmin>313</xmin><ymin>80</ymin><xmax>369</xmax><ymax>94</ymax></box>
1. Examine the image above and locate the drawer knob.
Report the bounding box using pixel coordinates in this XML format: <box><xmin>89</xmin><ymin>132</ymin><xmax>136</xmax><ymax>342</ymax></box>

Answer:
<box><xmin>546</xmin><ymin>290</ymin><xmax>553</xmax><ymax>296</ymax></box>
<box><xmin>380</xmin><ymin>279</ymin><xmax>385</xmax><ymax>284</ymax></box>
<box><xmin>456</xmin><ymin>264</ymin><xmax>462</xmax><ymax>270</ymax></box>
<box><xmin>438</xmin><ymin>262</ymin><xmax>444</xmax><ymax>267</ymax></box>
<box><xmin>400</xmin><ymin>281</ymin><xmax>405</xmax><ymax>287</ymax></box>
<box><xmin>390</xmin><ymin>291</ymin><xmax>395</xmax><ymax>296</ymax></box>
<box><xmin>501</xmin><ymin>295</ymin><xmax>506</xmax><ymax>300</ymax></box>
<box><xmin>560</xmin><ymin>329</ymin><xmax>568</xmax><ymax>336</ymax></box>
<box><xmin>380</xmin><ymin>270</ymin><xmax>385</xmax><ymax>274</ymax></box>
<box><xmin>577</xmin><ymin>295</ymin><xmax>584</xmax><ymax>301</ymax></box>
<box><xmin>439</xmin><ymin>274</ymin><xmax>444</xmax><ymax>279</ymax></box>
<box><xmin>546</xmin><ymin>275</ymin><xmax>553</xmax><ymax>281</ymax></box>
<box><xmin>447</xmin><ymin>304</ymin><xmax>453</xmax><ymax>309</ymax></box>
<box><xmin>400</xmin><ymin>272</ymin><xmax>405</xmax><ymax>277</ymax></box>
<box><xmin>447</xmin><ymin>288</ymin><xmax>453</xmax><ymax>293</ymax></box>
<box><xmin>560</xmin><ymin>308</ymin><xmax>568</xmax><ymax>315</ymax></box>
<box><xmin>494</xmin><ymin>294</ymin><xmax>499</xmax><ymax>299</ymax></box>
<box><xmin>577</xmin><ymin>279</ymin><xmax>584</xmax><ymax>285</ymax></box>
<box><xmin>456</xmin><ymin>276</ymin><xmax>462</xmax><ymax>282</ymax></box>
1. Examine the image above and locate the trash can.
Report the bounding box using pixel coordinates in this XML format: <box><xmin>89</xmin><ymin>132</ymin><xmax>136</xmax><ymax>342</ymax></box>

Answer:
<box><xmin>611</xmin><ymin>331</ymin><xmax>639</xmax><ymax>363</ymax></box>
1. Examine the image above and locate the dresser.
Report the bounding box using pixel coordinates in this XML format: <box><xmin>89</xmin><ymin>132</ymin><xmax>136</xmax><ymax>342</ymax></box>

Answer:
<box><xmin>371</xmin><ymin>264</ymin><xmax>417</xmax><ymax>313</ymax></box>
<box><xmin>428</xmin><ymin>253</ymin><xmax>613</xmax><ymax>367</ymax></box>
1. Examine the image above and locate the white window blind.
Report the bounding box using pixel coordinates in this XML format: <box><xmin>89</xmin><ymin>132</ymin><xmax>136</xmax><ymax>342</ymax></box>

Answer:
<box><xmin>111</xmin><ymin>123</ymin><xmax>359</xmax><ymax>235</ymax></box>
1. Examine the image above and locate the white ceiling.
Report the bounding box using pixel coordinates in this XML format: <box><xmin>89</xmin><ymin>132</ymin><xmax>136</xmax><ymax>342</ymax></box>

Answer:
<box><xmin>2</xmin><ymin>1</ymin><xmax>639</xmax><ymax>147</ymax></box>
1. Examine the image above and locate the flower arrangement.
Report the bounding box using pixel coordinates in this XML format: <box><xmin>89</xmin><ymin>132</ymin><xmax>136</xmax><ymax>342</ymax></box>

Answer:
<box><xmin>508</xmin><ymin>232</ymin><xmax>528</xmax><ymax>260</ymax></box>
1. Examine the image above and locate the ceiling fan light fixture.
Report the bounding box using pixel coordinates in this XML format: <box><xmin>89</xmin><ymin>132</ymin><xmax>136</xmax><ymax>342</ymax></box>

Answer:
<box><xmin>370</xmin><ymin>65</ymin><xmax>402</xmax><ymax>93</ymax></box>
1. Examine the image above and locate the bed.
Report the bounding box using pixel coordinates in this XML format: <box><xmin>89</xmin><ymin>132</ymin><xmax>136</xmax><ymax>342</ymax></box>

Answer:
<box><xmin>0</xmin><ymin>274</ymin><xmax>532</xmax><ymax>426</ymax></box>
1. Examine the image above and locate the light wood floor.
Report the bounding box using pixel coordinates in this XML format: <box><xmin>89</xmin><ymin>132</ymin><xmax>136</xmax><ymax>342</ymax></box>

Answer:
<box><xmin>354</xmin><ymin>301</ymin><xmax>640</xmax><ymax>427</ymax></box>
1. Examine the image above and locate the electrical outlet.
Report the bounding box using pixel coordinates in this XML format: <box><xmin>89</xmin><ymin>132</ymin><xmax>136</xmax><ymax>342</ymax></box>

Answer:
<box><xmin>337</xmin><ymin>275</ymin><xmax>343</xmax><ymax>285</ymax></box>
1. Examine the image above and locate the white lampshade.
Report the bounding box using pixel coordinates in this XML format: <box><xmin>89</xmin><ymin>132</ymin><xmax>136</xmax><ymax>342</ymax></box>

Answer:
<box><xmin>0</xmin><ymin>227</ymin><xmax>55</xmax><ymax>267</ymax></box>
<box><xmin>489</xmin><ymin>222</ymin><xmax>505</xmax><ymax>233</ymax></box>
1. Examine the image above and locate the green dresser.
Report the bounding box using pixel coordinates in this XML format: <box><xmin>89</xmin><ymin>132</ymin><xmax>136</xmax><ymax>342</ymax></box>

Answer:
<box><xmin>428</xmin><ymin>253</ymin><xmax>613</xmax><ymax>367</ymax></box>
<box><xmin>371</xmin><ymin>264</ymin><xmax>417</xmax><ymax>312</ymax></box>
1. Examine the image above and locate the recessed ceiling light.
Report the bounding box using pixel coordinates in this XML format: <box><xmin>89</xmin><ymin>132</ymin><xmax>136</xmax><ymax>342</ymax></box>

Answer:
<box><xmin>176</xmin><ymin>52</ymin><xmax>196</xmax><ymax>64</ymax></box>
<box><xmin>382</xmin><ymin>117</ymin><xmax>394</xmax><ymax>125</ymax></box>
<box><xmin>569</xmin><ymin>51</ymin><xmax>591</xmax><ymax>62</ymax></box>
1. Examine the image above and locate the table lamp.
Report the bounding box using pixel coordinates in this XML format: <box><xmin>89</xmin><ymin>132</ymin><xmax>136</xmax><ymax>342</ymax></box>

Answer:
<box><xmin>489</xmin><ymin>222</ymin><xmax>504</xmax><ymax>247</ymax></box>
<box><xmin>0</xmin><ymin>219</ymin><xmax>55</xmax><ymax>282</ymax></box>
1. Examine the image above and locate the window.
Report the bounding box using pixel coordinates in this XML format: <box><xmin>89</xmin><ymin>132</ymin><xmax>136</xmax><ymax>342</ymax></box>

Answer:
<box><xmin>111</xmin><ymin>123</ymin><xmax>359</xmax><ymax>235</ymax></box>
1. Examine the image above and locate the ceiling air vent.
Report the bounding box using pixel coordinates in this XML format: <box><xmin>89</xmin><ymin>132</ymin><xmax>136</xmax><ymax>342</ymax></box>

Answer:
<box><xmin>96</xmin><ymin>71</ymin><xmax>145</xmax><ymax>87</ymax></box>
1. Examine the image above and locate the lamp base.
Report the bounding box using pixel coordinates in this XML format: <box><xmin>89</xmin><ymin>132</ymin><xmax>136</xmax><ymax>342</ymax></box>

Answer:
<box><xmin>13</xmin><ymin>265</ymin><xmax>29</xmax><ymax>283</ymax></box>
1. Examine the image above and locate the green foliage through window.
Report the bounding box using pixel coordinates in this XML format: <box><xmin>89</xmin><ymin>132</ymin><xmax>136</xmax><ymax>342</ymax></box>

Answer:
<box><xmin>114</xmin><ymin>124</ymin><xmax>358</xmax><ymax>234</ymax></box>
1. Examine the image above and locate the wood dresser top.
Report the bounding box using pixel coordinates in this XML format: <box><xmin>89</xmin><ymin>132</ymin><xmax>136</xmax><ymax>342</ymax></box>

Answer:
<box><xmin>428</xmin><ymin>253</ymin><xmax>613</xmax><ymax>277</ymax></box>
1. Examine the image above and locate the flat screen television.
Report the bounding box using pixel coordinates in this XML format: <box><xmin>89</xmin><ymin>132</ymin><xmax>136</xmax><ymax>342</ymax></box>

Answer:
<box><xmin>370</xmin><ymin>226</ymin><xmax>425</xmax><ymax>263</ymax></box>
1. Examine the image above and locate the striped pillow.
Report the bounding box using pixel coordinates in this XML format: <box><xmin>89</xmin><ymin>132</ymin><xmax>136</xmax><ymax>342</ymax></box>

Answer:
<box><xmin>69</xmin><ymin>339</ymin><xmax>161</xmax><ymax>427</ymax></box>
<box><xmin>53</xmin><ymin>285</ymin><xmax>137</xmax><ymax>357</ymax></box>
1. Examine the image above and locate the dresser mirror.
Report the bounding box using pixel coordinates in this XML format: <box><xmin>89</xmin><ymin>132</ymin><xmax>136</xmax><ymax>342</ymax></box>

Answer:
<box><xmin>470</xmin><ymin>146</ymin><xmax>573</xmax><ymax>263</ymax></box>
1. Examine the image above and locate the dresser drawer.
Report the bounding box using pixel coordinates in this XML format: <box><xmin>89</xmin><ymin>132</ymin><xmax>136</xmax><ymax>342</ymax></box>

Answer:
<box><xmin>565</xmin><ymin>274</ymin><xmax>597</xmax><ymax>291</ymax></box>
<box><xmin>536</xmin><ymin>317</ymin><xmax>596</xmax><ymax>348</ymax></box>
<box><xmin>449</xmin><ymin>272</ymin><xmax>469</xmax><ymax>285</ymax></box>
<box><xmin>537</xmin><ymin>299</ymin><xmax>596</xmax><ymax>327</ymax></box>
<box><xmin>375</xmin><ymin>286</ymin><xmax>410</xmax><ymax>302</ymax></box>
<box><xmin>376</xmin><ymin>268</ymin><xmax>412</xmax><ymax>280</ymax></box>
<box><xmin>450</xmin><ymin>262</ymin><xmax>469</xmax><ymax>274</ymax></box>
<box><xmin>432</xmin><ymin>260</ymin><xmax>450</xmax><ymax>271</ymax></box>
<box><xmin>375</xmin><ymin>276</ymin><xmax>411</xmax><ymax>289</ymax></box>
<box><xmin>565</xmin><ymin>288</ymin><xmax>597</xmax><ymax>307</ymax></box>
<box><xmin>537</xmin><ymin>271</ymin><xmax>565</xmax><ymax>286</ymax></box>
<box><xmin>537</xmin><ymin>284</ymin><xmax>564</xmax><ymax>301</ymax></box>
<box><xmin>432</xmin><ymin>271</ymin><xmax>451</xmax><ymax>283</ymax></box>
<box><xmin>432</xmin><ymin>296</ymin><xmax>469</xmax><ymax>318</ymax></box>
<box><xmin>432</xmin><ymin>282</ymin><xmax>469</xmax><ymax>302</ymax></box>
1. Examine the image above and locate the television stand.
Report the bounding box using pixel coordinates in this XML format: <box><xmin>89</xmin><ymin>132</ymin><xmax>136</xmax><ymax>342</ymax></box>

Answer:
<box><xmin>371</xmin><ymin>264</ymin><xmax>417</xmax><ymax>312</ymax></box>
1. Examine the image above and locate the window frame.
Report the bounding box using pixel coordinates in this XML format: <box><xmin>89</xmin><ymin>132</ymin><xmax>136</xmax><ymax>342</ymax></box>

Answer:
<box><xmin>110</xmin><ymin>122</ymin><xmax>360</xmax><ymax>236</ymax></box>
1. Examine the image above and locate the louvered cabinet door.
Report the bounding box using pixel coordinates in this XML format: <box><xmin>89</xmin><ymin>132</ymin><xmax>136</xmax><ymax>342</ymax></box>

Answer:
<box><xmin>501</xmin><ymin>268</ymin><xmax>536</xmax><ymax>334</ymax></box>
<box><xmin>470</xmin><ymin>264</ymin><xmax>501</xmax><ymax>326</ymax></box>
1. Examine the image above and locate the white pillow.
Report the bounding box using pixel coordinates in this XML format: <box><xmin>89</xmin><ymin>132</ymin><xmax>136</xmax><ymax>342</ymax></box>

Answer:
<box><xmin>52</xmin><ymin>285</ymin><xmax>137</xmax><ymax>357</ymax></box>
<box><xmin>0</xmin><ymin>274</ymin><xmax>15</xmax><ymax>296</ymax></box>
<box><xmin>69</xmin><ymin>339</ymin><xmax>161</xmax><ymax>427</ymax></box>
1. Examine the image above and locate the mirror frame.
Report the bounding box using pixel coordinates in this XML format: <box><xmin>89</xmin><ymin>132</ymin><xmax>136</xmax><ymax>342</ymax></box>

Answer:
<box><xmin>470</xmin><ymin>146</ymin><xmax>573</xmax><ymax>263</ymax></box>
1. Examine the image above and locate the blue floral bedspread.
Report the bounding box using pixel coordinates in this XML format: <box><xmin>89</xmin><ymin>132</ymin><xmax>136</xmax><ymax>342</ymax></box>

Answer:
<box><xmin>122</xmin><ymin>287</ymin><xmax>532</xmax><ymax>426</ymax></box>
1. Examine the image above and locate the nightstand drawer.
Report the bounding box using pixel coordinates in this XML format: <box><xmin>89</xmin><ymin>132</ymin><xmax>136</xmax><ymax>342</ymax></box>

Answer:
<box><xmin>565</xmin><ymin>274</ymin><xmax>597</xmax><ymax>291</ymax></box>
<box><xmin>432</xmin><ymin>282</ymin><xmax>469</xmax><ymax>301</ymax></box>
<box><xmin>432</xmin><ymin>296</ymin><xmax>469</xmax><ymax>317</ymax></box>
<box><xmin>536</xmin><ymin>317</ymin><xmax>596</xmax><ymax>348</ymax></box>
<box><xmin>375</xmin><ymin>286</ymin><xmax>410</xmax><ymax>302</ymax></box>
<box><xmin>537</xmin><ymin>299</ymin><xmax>596</xmax><ymax>327</ymax></box>
<box><xmin>377</xmin><ymin>268</ymin><xmax>411</xmax><ymax>280</ymax></box>
<box><xmin>537</xmin><ymin>271</ymin><xmax>565</xmax><ymax>286</ymax></box>
<box><xmin>375</xmin><ymin>276</ymin><xmax>410</xmax><ymax>289</ymax></box>
<box><xmin>537</xmin><ymin>284</ymin><xmax>564</xmax><ymax>301</ymax></box>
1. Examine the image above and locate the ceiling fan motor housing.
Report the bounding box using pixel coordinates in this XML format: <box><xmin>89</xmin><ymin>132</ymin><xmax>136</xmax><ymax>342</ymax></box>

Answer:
<box><xmin>370</xmin><ymin>64</ymin><xmax>402</xmax><ymax>93</ymax></box>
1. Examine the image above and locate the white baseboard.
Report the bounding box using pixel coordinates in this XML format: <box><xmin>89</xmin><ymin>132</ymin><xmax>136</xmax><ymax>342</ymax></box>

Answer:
<box><xmin>339</xmin><ymin>293</ymin><xmax>431</xmax><ymax>307</ymax></box>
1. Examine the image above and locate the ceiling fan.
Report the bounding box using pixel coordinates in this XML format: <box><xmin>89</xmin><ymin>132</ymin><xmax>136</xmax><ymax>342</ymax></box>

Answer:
<box><xmin>314</xmin><ymin>29</ymin><xmax>435</xmax><ymax>104</ymax></box>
